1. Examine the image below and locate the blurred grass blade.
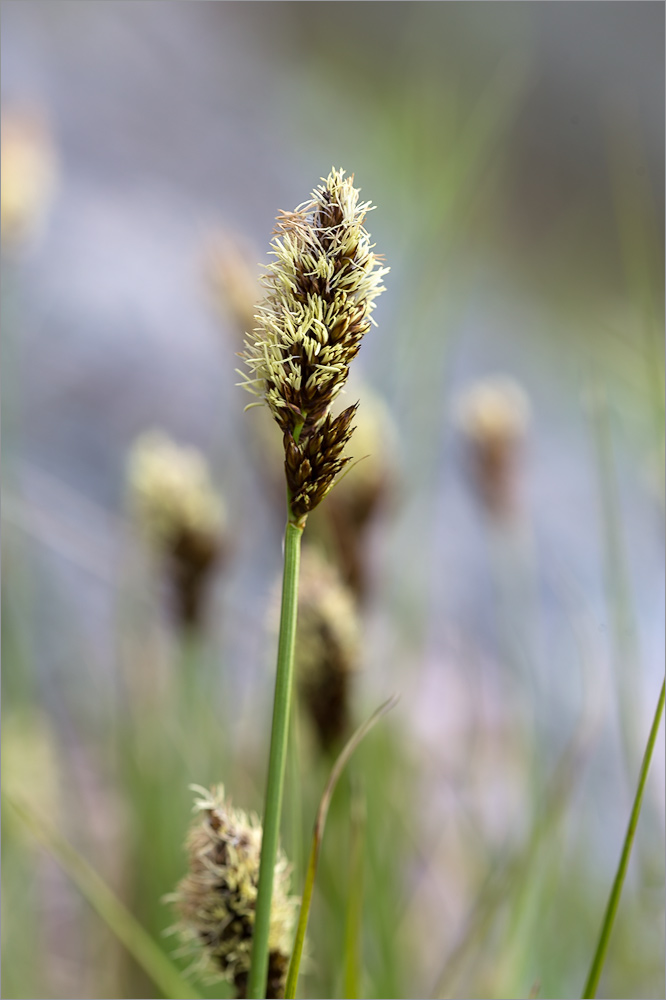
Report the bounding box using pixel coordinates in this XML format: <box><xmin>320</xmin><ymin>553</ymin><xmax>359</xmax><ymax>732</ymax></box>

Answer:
<box><xmin>431</xmin><ymin>707</ymin><xmax>598</xmax><ymax>999</ymax></box>
<box><xmin>588</xmin><ymin>380</ymin><xmax>642</xmax><ymax>771</ymax></box>
<box><xmin>4</xmin><ymin>793</ymin><xmax>203</xmax><ymax>1000</ymax></box>
<box><xmin>608</xmin><ymin>124</ymin><xmax>664</xmax><ymax>429</ymax></box>
<box><xmin>284</xmin><ymin>695</ymin><xmax>399</xmax><ymax>1000</ymax></box>
<box><xmin>581</xmin><ymin>677</ymin><xmax>665</xmax><ymax>999</ymax></box>
<box><xmin>343</xmin><ymin>782</ymin><xmax>366</xmax><ymax>999</ymax></box>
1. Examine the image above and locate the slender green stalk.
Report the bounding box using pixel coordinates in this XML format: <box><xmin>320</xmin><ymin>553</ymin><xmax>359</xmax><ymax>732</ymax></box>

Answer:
<box><xmin>582</xmin><ymin>677</ymin><xmax>665</xmax><ymax>999</ymax></box>
<box><xmin>285</xmin><ymin>824</ymin><xmax>317</xmax><ymax>1000</ymax></box>
<box><xmin>247</xmin><ymin>517</ymin><xmax>304</xmax><ymax>999</ymax></box>
<box><xmin>288</xmin><ymin>690</ymin><xmax>304</xmax><ymax>882</ymax></box>
<box><xmin>589</xmin><ymin>382</ymin><xmax>641</xmax><ymax>772</ymax></box>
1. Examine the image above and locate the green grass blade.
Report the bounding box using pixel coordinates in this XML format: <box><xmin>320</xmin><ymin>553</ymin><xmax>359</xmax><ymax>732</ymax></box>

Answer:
<box><xmin>588</xmin><ymin>381</ymin><xmax>642</xmax><ymax>771</ymax></box>
<box><xmin>4</xmin><ymin>793</ymin><xmax>203</xmax><ymax>1000</ymax></box>
<box><xmin>581</xmin><ymin>677</ymin><xmax>665</xmax><ymax>999</ymax></box>
<box><xmin>343</xmin><ymin>782</ymin><xmax>366</xmax><ymax>999</ymax></box>
<box><xmin>284</xmin><ymin>695</ymin><xmax>398</xmax><ymax>1000</ymax></box>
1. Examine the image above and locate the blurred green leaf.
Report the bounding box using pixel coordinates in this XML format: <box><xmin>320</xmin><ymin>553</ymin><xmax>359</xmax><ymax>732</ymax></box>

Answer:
<box><xmin>4</xmin><ymin>793</ymin><xmax>203</xmax><ymax>1000</ymax></box>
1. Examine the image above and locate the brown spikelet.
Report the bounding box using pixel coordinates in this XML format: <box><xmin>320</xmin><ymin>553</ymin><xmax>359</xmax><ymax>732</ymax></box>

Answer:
<box><xmin>284</xmin><ymin>403</ymin><xmax>359</xmax><ymax>518</ymax></box>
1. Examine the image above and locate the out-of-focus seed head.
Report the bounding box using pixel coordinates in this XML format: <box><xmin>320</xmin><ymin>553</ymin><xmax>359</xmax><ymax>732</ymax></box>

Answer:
<box><xmin>311</xmin><ymin>383</ymin><xmax>399</xmax><ymax>599</ymax></box>
<box><xmin>240</xmin><ymin>168</ymin><xmax>388</xmax><ymax>521</ymax></box>
<box><xmin>334</xmin><ymin>386</ymin><xmax>398</xmax><ymax>513</ymax></box>
<box><xmin>170</xmin><ymin>785</ymin><xmax>298</xmax><ymax>999</ymax></box>
<box><xmin>128</xmin><ymin>431</ymin><xmax>224</xmax><ymax>544</ymax></box>
<box><xmin>127</xmin><ymin>431</ymin><xmax>225</xmax><ymax>627</ymax></box>
<box><xmin>1</xmin><ymin>106</ymin><xmax>58</xmax><ymax>254</ymax></box>
<box><xmin>204</xmin><ymin>232</ymin><xmax>261</xmax><ymax>344</ymax></box>
<box><xmin>454</xmin><ymin>376</ymin><xmax>530</xmax><ymax>518</ymax></box>
<box><xmin>296</xmin><ymin>546</ymin><xmax>361</xmax><ymax>751</ymax></box>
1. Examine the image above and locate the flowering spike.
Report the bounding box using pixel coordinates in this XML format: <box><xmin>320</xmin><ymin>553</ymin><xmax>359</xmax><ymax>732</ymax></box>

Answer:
<box><xmin>170</xmin><ymin>786</ymin><xmax>298</xmax><ymax>999</ymax></box>
<box><xmin>240</xmin><ymin>168</ymin><xmax>388</xmax><ymax>521</ymax></box>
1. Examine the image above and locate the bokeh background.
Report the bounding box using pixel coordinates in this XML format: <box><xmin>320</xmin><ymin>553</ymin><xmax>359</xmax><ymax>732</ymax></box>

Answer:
<box><xmin>2</xmin><ymin>3</ymin><xmax>664</xmax><ymax>999</ymax></box>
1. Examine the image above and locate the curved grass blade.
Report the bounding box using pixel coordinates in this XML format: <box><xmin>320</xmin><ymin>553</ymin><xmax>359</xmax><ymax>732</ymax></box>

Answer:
<box><xmin>581</xmin><ymin>676</ymin><xmax>665</xmax><ymax>999</ymax></box>
<box><xmin>4</xmin><ymin>793</ymin><xmax>202</xmax><ymax>1000</ymax></box>
<box><xmin>284</xmin><ymin>695</ymin><xmax>399</xmax><ymax>1000</ymax></box>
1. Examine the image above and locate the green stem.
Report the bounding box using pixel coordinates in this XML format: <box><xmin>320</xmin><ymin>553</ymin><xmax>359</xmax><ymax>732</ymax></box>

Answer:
<box><xmin>248</xmin><ymin>517</ymin><xmax>304</xmax><ymax>999</ymax></box>
<box><xmin>582</xmin><ymin>676</ymin><xmax>665</xmax><ymax>999</ymax></box>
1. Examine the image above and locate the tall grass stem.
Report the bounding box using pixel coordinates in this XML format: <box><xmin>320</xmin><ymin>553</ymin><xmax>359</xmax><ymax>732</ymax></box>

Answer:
<box><xmin>582</xmin><ymin>677</ymin><xmax>665</xmax><ymax>999</ymax></box>
<box><xmin>248</xmin><ymin>518</ymin><xmax>304</xmax><ymax>998</ymax></box>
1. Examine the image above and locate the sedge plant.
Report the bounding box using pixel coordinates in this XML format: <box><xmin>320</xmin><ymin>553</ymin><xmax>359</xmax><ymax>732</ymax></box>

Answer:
<box><xmin>239</xmin><ymin>167</ymin><xmax>388</xmax><ymax>998</ymax></box>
